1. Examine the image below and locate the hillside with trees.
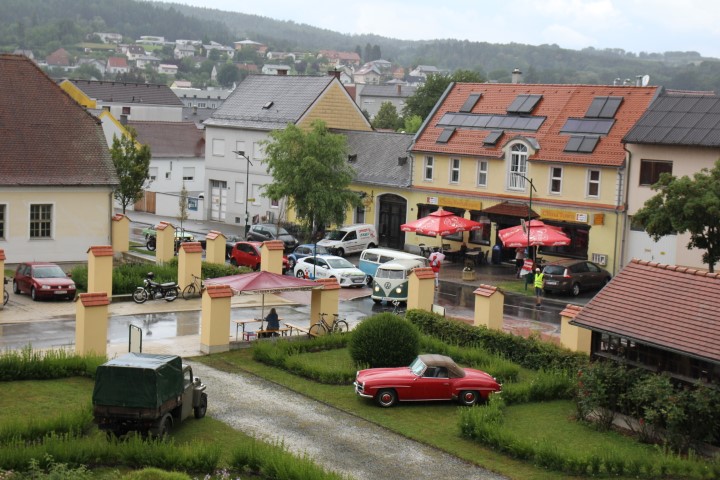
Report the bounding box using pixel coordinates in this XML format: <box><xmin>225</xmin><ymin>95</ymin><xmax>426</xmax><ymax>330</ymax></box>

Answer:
<box><xmin>2</xmin><ymin>0</ymin><xmax>720</xmax><ymax>92</ymax></box>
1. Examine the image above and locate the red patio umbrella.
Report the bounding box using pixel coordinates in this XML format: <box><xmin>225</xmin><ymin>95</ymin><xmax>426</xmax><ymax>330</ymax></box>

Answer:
<box><xmin>498</xmin><ymin>220</ymin><xmax>571</xmax><ymax>248</ymax></box>
<box><xmin>401</xmin><ymin>209</ymin><xmax>482</xmax><ymax>237</ymax></box>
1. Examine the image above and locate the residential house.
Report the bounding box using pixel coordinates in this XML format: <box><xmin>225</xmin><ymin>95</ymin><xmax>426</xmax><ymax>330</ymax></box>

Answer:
<box><xmin>353</xmin><ymin>64</ymin><xmax>382</xmax><ymax>85</ymax></box>
<box><xmin>342</xmin><ymin>131</ymin><xmax>414</xmax><ymax>250</ymax></box>
<box><xmin>203</xmin><ymin>41</ymin><xmax>234</xmax><ymax>57</ymax></box>
<box><xmin>135</xmin><ymin>54</ymin><xmax>160</xmax><ymax>70</ymax></box>
<box><xmin>77</xmin><ymin>57</ymin><xmax>106</xmax><ymax>76</ymax></box>
<box><xmin>0</xmin><ymin>54</ymin><xmax>118</xmax><ymax>263</ymax></box>
<box><xmin>318</xmin><ymin>50</ymin><xmax>361</xmax><ymax>67</ymax></box>
<box><xmin>172</xmin><ymin>87</ymin><xmax>231</xmax><ymax>110</ymax></box>
<box><xmin>202</xmin><ymin>72</ymin><xmax>371</xmax><ymax>225</ymax></box>
<box><xmin>570</xmin><ymin>259</ymin><xmax>720</xmax><ymax>384</ymax></box>
<box><xmin>233</xmin><ymin>40</ymin><xmax>267</xmax><ymax>55</ymax></box>
<box><xmin>356</xmin><ymin>84</ymin><xmax>417</xmax><ymax>119</ymax></box>
<box><xmin>60</xmin><ymin>79</ymin><xmax>184</xmax><ymax>122</ymax></box>
<box><xmin>262</xmin><ymin>64</ymin><xmax>291</xmax><ymax>75</ymax></box>
<box><xmin>106</xmin><ymin>56</ymin><xmax>129</xmax><ymax>75</ymax></box>
<box><xmin>158</xmin><ymin>64</ymin><xmax>178</xmax><ymax>75</ymax></box>
<box><xmin>129</xmin><ymin>121</ymin><xmax>206</xmax><ymax>220</ymax></box>
<box><xmin>137</xmin><ymin>36</ymin><xmax>165</xmax><ymax>46</ymax></box>
<box><xmin>171</xmin><ymin>80</ymin><xmax>193</xmax><ymax>89</ymax></box>
<box><xmin>94</xmin><ymin>32</ymin><xmax>122</xmax><ymax>44</ymax></box>
<box><xmin>409</xmin><ymin>65</ymin><xmax>441</xmax><ymax>79</ymax></box>
<box><xmin>622</xmin><ymin>90</ymin><xmax>720</xmax><ymax>270</ymax></box>
<box><xmin>409</xmin><ymin>79</ymin><xmax>660</xmax><ymax>274</ymax></box>
<box><xmin>125</xmin><ymin>45</ymin><xmax>147</xmax><ymax>62</ymax></box>
<box><xmin>174</xmin><ymin>44</ymin><xmax>196</xmax><ymax>59</ymax></box>
<box><xmin>45</xmin><ymin>48</ymin><xmax>71</xmax><ymax>69</ymax></box>
<box><xmin>266</xmin><ymin>52</ymin><xmax>297</xmax><ymax>62</ymax></box>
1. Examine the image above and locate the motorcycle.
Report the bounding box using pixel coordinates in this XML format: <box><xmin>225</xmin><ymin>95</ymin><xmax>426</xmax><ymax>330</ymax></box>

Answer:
<box><xmin>132</xmin><ymin>272</ymin><xmax>179</xmax><ymax>304</ymax></box>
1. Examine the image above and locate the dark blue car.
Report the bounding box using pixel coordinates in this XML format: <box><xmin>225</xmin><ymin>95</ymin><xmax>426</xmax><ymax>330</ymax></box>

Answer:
<box><xmin>286</xmin><ymin>244</ymin><xmax>332</xmax><ymax>270</ymax></box>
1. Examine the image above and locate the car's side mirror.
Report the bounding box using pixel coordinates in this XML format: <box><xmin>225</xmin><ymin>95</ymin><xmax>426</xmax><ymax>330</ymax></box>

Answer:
<box><xmin>66</xmin><ymin>272</ymin><xmax>72</xmax><ymax>278</ymax></box>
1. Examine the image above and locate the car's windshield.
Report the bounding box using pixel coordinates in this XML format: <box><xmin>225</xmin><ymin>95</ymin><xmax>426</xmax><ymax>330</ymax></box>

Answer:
<box><xmin>375</xmin><ymin>268</ymin><xmax>404</xmax><ymax>279</ymax></box>
<box><xmin>324</xmin><ymin>230</ymin><xmax>346</xmax><ymax>241</ymax></box>
<box><xmin>409</xmin><ymin>357</ymin><xmax>426</xmax><ymax>376</ymax></box>
<box><xmin>326</xmin><ymin>258</ymin><xmax>355</xmax><ymax>269</ymax></box>
<box><xmin>33</xmin><ymin>266</ymin><xmax>66</xmax><ymax>278</ymax></box>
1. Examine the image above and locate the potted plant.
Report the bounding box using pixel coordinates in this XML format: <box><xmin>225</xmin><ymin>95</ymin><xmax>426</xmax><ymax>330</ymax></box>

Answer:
<box><xmin>462</xmin><ymin>262</ymin><xmax>476</xmax><ymax>281</ymax></box>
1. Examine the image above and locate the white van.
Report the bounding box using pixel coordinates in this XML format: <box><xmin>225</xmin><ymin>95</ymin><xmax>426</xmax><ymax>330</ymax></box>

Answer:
<box><xmin>358</xmin><ymin>248</ymin><xmax>428</xmax><ymax>284</ymax></box>
<box><xmin>317</xmin><ymin>224</ymin><xmax>377</xmax><ymax>257</ymax></box>
<box><xmin>371</xmin><ymin>258</ymin><xmax>426</xmax><ymax>304</ymax></box>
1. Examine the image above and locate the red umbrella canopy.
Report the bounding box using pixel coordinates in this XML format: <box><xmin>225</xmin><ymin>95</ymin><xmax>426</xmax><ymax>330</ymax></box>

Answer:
<box><xmin>498</xmin><ymin>220</ymin><xmax>571</xmax><ymax>248</ymax></box>
<box><xmin>401</xmin><ymin>209</ymin><xmax>482</xmax><ymax>237</ymax></box>
<box><xmin>204</xmin><ymin>270</ymin><xmax>319</xmax><ymax>294</ymax></box>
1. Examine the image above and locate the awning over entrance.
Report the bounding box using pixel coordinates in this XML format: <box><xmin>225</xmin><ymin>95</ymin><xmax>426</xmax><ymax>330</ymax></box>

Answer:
<box><xmin>482</xmin><ymin>201</ymin><xmax>538</xmax><ymax>219</ymax></box>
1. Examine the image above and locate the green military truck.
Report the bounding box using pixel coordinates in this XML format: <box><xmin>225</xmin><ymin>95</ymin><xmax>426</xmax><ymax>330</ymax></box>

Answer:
<box><xmin>92</xmin><ymin>353</ymin><xmax>208</xmax><ymax>438</ymax></box>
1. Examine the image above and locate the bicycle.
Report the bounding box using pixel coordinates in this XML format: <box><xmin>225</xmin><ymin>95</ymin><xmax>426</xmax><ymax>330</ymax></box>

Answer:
<box><xmin>309</xmin><ymin>312</ymin><xmax>349</xmax><ymax>336</ymax></box>
<box><xmin>386</xmin><ymin>300</ymin><xmax>405</xmax><ymax>316</ymax></box>
<box><xmin>182</xmin><ymin>273</ymin><xmax>204</xmax><ymax>300</ymax></box>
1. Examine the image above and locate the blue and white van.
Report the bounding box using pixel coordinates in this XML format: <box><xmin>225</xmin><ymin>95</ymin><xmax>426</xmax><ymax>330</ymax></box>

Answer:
<box><xmin>358</xmin><ymin>248</ymin><xmax>428</xmax><ymax>284</ymax></box>
<box><xmin>371</xmin><ymin>258</ymin><xmax>427</xmax><ymax>304</ymax></box>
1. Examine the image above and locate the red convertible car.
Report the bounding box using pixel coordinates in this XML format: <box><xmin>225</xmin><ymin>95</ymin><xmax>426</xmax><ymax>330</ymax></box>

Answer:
<box><xmin>354</xmin><ymin>354</ymin><xmax>502</xmax><ymax>407</ymax></box>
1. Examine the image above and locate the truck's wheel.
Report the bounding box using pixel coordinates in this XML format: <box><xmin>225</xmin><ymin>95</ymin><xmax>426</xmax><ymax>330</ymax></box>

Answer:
<box><xmin>194</xmin><ymin>392</ymin><xmax>208</xmax><ymax>419</ymax></box>
<box><xmin>150</xmin><ymin>413</ymin><xmax>173</xmax><ymax>439</ymax></box>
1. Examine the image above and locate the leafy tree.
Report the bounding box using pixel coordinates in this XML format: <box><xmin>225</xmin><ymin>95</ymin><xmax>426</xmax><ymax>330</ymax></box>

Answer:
<box><xmin>177</xmin><ymin>182</ymin><xmax>189</xmax><ymax>233</ymax></box>
<box><xmin>72</xmin><ymin>63</ymin><xmax>103</xmax><ymax>80</ymax></box>
<box><xmin>633</xmin><ymin>160</ymin><xmax>720</xmax><ymax>272</ymax></box>
<box><xmin>371</xmin><ymin>101</ymin><xmax>403</xmax><ymax>130</ymax></box>
<box><xmin>216</xmin><ymin>63</ymin><xmax>238</xmax><ymax>88</ymax></box>
<box><xmin>403</xmin><ymin>115</ymin><xmax>423</xmax><ymax>134</ymax></box>
<box><xmin>402</xmin><ymin>69</ymin><xmax>486</xmax><ymax>120</ymax></box>
<box><xmin>262</xmin><ymin>120</ymin><xmax>360</xmax><ymax>238</ymax></box>
<box><xmin>110</xmin><ymin>128</ymin><xmax>151</xmax><ymax>214</ymax></box>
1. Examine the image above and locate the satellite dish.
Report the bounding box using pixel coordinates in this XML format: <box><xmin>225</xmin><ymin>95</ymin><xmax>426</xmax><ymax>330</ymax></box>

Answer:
<box><xmin>641</xmin><ymin>74</ymin><xmax>650</xmax><ymax>86</ymax></box>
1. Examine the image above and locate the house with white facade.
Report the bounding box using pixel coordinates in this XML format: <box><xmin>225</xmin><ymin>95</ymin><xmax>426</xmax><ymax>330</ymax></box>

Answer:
<box><xmin>356</xmin><ymin>83</ymin><xmax>417</xmax><ymax>119</ymax></box>
<box><xmin>202</xmin><ymin>73</ymin><xmax>372</xmax><ymax>225</ymax></box>
<box><xmin>106</xmin><ymin>56</ymin><xmax>129</xmax><ymax>74</ymax></box>
<box><xmin>174</xmin><ymin>44</ymin><xmax>196</xmax><ymax>59</ymax></box>
<box><xmin>94</xmin><ymin>32</ymin><xmax>123</xmax><ymax>44</ymax></box>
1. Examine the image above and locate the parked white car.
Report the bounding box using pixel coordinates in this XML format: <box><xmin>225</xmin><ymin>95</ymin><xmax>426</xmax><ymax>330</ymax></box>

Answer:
<box><xmin>294</xmin><ymin>255</ymin><xmax>367</xmax><ymax>287</ymax></box>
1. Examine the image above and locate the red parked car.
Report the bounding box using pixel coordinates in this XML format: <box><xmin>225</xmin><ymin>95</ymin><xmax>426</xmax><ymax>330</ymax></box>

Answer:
<box><xmin>229</xmin><ymin>241</ymin><xmax>289</xmax><ymax>273</ymax></box>
<box><xmin>354</xmin><ymin>354</ymin><xmax>502</xmax><ymax>407</ymax></box>
<box><xmin>13</xmin><ymin>262</ymin><xmax>76</xmax><ymax>301</ymax></box>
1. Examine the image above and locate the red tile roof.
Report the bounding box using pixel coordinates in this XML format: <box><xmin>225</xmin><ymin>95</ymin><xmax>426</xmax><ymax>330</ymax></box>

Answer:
<box><xmin>0</xmin><ymin>54</ymin><xmax>117</xmax><ymax>186</ymax></box>
<box><xmin>128</xmin><ymin>121</ymin><xmax>204</xmax><ymax>157</ymax></box>
<box><xmin>571</xmin><ymin>259</ymin><xmax>720</xmax><ymax>363</ymax></box>
<box><xmin>107</xmin><ymin>56</ymin><xmax>128</xmax><ymax>68</ymax></box>
<box><xmin>46</xmin><ymin>48</ymin><xmax>70</xmax><ymax>66</ymax></box>
<box><xmin>413</xmin><ymin>83</ymin><xmax>660</xmax><ymax>167</ymax></box>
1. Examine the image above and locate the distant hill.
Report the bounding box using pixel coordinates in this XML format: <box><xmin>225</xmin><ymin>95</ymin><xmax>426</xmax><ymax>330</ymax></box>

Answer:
<box><xmin>2</xmin><ymin>0</ymin><xmax>720</xmax><ymax>92</ymax></box>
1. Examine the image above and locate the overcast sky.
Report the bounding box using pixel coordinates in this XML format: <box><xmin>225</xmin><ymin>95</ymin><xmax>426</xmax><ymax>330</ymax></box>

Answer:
<box><xmin>161</xmin><ymin>0</ymin><xmax>720</xmax><ymax>59</ymax></box>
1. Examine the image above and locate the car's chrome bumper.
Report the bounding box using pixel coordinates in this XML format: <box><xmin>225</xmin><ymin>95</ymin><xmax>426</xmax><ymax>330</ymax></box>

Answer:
<box><xmin>353</xmin><ymin>381</ymin><xmax>373</xmax><ymax>399</ymax></box>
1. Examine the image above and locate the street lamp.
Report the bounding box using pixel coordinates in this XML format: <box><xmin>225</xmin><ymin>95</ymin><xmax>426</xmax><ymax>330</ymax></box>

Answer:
<box><xmin>513</xmin><ymin>172</ymin><xmax>536</xmax><ymax>289</ymax></box>
<box><xmin>233</xmin><ymin>150</ymin><xmax>253</xmax><ymax>238</ymax></box>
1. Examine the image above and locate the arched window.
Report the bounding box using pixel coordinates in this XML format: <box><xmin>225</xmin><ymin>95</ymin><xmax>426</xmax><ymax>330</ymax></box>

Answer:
<box><xmin>508</xmin><ymin>143</ymin><xmax>528</xmax><ymax>189</ymax></box>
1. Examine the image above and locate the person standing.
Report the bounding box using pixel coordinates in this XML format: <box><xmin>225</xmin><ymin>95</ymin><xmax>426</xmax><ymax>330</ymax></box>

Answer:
<box><xmin>515</xmin><ymin>247</ymin><xmax>526</xmax><ymax>278</ymax></box>
<box><xmin>534</xmin><ymin>267</ymin><xmax>544</xmax><ymax>306</ymax></box>
<box><xmin>428</xmin><ymin>247</ymin><xmax>445</xmax><ymax>290</ymax></box>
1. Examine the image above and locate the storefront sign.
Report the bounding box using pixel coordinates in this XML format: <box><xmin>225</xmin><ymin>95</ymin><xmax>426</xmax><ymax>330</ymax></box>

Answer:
<box><xmin>542</xmin><ymin>208</ymin><xmax>588</xmax><ymax>224</ymax></box>
<box><xmin>427</xmin><ymin>196</ymin><xmax>438</xmax><ymax>205</ymax></box>
<box><xmin>437</xmin><ymin>196</ymin><xmax>481</xmax><ymax>210</ymax></box>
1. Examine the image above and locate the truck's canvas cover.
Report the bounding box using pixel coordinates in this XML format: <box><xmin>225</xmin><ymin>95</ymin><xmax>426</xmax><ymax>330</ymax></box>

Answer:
<box><xmin>92</xmin><ymin>353</ymin><xmax>183</xmax><ymax>409</ymax></box>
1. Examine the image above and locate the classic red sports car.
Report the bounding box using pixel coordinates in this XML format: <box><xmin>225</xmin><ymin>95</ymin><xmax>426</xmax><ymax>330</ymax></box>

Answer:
<box><xmin>354</xmin><ymin>354</ymin><xmax>502</xmax><ymax>407</ymax></box>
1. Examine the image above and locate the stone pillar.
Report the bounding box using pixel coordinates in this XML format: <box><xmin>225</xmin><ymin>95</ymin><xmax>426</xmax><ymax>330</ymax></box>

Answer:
<box><xmin>560</xmin><ymin>304</ymin><xmax>591</xmax><ymax>354</ymax></box>
<box><xmin>87</xmin><ymin>245</ymin><xmax>114</xmax><ymax>298</ymax></box>
<box><xmin>178</xmin><ymin>241</ymin><xmax>203</xmax><ymax>291</ymax></box>
<box><xmin>111</xmin><ymin>213</ymin><xmax>130</xmax><ymax>253</ymax></box>
<box><xmin>407</xmin><ymin>267</ymin><xmax>435</xmax><ymax>312</ymax></box>
<box><xmin>200</xmin><ymin>284</ymin><xmax>233</xmax><ymax>354</ymax></box>
<box><xmin>75</xmin><ymin>292</ymin><xmax>109</xmax><ymax>356</ymax></box>
<box><xmin>260</xmin><ymin>240</ymin><xmax>285</xmax><ymax>274</ymax></box>
<box><xmin>0</xmin><ymin>249</ymin><xmax>5</xmax><ymax>310</ymax></box>
<box><xmin>309</xmin><ymin>278</ymin><xmax>340</xmax><ymax>334</ymax></box>
<box><xmin>204</xmin><ymin>230</ymin><xmax>227</xmax><ymax>265</ymax></box>
<box><xmin>155</xmin><ymin>221</ymin><xmax>175</xmax><ymax>264</ymax></box>
<box><xmin>473</xmin><ymin>284</ymin><xmax>504</xmax><ymax>331</ymax></box>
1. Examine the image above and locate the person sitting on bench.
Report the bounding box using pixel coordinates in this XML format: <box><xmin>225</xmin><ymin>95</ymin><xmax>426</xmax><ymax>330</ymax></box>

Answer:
<box><xmin>260</xmin><ymin>308</ymin><xmax>280</xmax><ymax>338</ymax></box>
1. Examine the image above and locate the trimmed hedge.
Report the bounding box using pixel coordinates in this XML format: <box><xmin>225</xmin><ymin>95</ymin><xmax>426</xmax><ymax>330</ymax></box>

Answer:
<box><xmin>405</xmin><ymin>309</ymin><xmax>588</xmax><ymax>373</ymax></box>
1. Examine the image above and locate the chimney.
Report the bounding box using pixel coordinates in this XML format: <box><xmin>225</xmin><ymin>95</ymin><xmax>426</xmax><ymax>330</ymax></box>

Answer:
<box><xmin>328</xmin><ymin>68</ymin><xmax>341</xmax><ymax>80</ymax></box>
<box><xmin>636</xmin><ymin>75</ymin><xmax>643</xmax><ymax>87</ymax></box>
<box><xmin>511</xmin><ymin>68</ymin><xmax>522</xmax><ymax>84</ymax></box>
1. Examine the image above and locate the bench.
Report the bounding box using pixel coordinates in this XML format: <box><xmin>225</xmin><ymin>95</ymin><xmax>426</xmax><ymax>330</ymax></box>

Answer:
<box><xmin>255</xmin><ymin>327</ymin><xmax>290</xmax><ymax>338</ymax></box>
<box><xmin>285</xmin><ymin>322</ymin><xmax>317</xmax><ymax>337</ymax></box>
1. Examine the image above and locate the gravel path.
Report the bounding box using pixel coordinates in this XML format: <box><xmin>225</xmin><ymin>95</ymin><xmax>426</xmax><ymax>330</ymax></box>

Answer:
<box><xmin>190</xmin><ymin>361</ymin><xmax>507</xmax><ymax>480</ymax></box>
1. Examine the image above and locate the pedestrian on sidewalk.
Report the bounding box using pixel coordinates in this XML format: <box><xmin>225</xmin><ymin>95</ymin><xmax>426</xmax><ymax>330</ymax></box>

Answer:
<box><xmin>514</xmin><ymin>247</ymin><xmax>526</xmax><ymax>278</ymax></box>
<box><xmin>534</xmin><ymin>267</ymin><xmax>544</xmax><ymax>306</ymax></box>
<box><xmin>428</xmin><ymin>247</ymin><xmax>445</xmax><ymax>290</ymax></box>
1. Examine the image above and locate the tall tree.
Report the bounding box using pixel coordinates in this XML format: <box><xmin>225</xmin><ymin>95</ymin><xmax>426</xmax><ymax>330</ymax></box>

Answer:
<box><xmin>110</xmin><ymin>127</ymin><xmax>151</xmax><ymax>214</ymax></box>
<box><xmin>372</xmin><ymin>101</ymin><xmax>402</xmax><ymax>130</ymax></box>
<box><xmin>177</xmin><ymin>182</ymin><xmax>189</xmax><ymax>234</ymax></box>
<box><xmin>262</xmin><ymin>120</ymin><xmax>360</xmax><ymax>237</ymax></box>
<box><xmin>633</xmin><ymin>160</ymin><xmax>720</xmax><ymax>272</ymax></box>
<box><xmin>216</xmin><ymin>62</ymin><xmax>238</xmax><ymax>88</ymax></box>
<box><xmin>402</xmin><ymin>69</ymin><xmax>486</xmax><ymax>120</ymax></box>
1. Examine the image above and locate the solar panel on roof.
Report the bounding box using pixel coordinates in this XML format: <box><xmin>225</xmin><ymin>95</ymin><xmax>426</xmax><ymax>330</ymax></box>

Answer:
<box><xmin>586</xmin><ymin>96</ymin><xmax>623</xmax><ymax>118</ymax></box>
<box><xmin>507</xmin><ymin>94</ymin><xmax>542</xmax><ymax>114</ymax></box>
<box><xmin>433</xmin><ymin>113</ymin><xmax>544</xmax><ymax>132</ymax></box>
<box><xmin>436</xmin><ymin>127</ymin><xmax>455</xmax><ymax>144</ymax></box>
<box><xmin>564</xmin><ymin>136</ymin><xmax>583</xmax><ymax>152</ymax></box>
<box><xmin>579</xmin><ymin>136</ymin><xmax>599</xmax><ymax>153</ymax></box>
<box><xmin>564</xmin><ymin>135</ymin><xmax>599</xmax><ymax>153</ymax></box>
<box><xmin>459</xmin><ymin>93</ymin><xmax>482</xmax><ymax>113</ymax></box>
<box><xmin>561</xmin><ymin>118</ymin><xmax>614</xmax><ymax>135</ymax></box>
<box><xmin>483</xmin><ymin>130</ymin><xmax>503</xmax><ymax>145</ymax></box>
<box><xmin>585</xmin><ymin>98</ymin><xmax>605</xmax><ymax>118</ymax></box>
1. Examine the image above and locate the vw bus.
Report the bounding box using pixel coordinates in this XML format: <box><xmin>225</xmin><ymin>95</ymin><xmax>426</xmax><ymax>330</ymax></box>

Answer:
<box><xmin>358</xmin><ymin>248</ymin><xmax>428</xmax><ymax>285</ymax></box>
<box><xmin>371</xmin><ymin>258</ymin><xmax>427</xmax><ymax>304</ymax></box>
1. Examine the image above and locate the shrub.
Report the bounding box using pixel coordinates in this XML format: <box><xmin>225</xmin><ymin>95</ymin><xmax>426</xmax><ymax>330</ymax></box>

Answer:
<box><xmin>0</xmin><ymin>347</ymin><xmax>104</xmax><ymax>381</ymax></box>
<box><xmin>348</xmin><ymin>313</ymin><xmax>420</xmax><ymax>368</ymax></box>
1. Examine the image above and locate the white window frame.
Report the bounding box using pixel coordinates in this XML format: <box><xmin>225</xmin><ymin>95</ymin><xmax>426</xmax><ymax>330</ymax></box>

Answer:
<box><xmin>182</xmin><ymin>167</ymin><xmax>195</xmax><ymax>181</ymax></box>
<box><xmin>29</xmin><ymin>203</ymin><xmax>53</xmax><ymax>239</ymax></box>
<box><xmin>234</xmin><ymin>182</ymin><xmax>245</xmax><ymax>204</ymax></box>
<box><xmin>212</xmin><ymin>138</ymin><xmax>225</xmax><ymax>156</ymax></box>
<box><xmin>476</xmin><ymin>160</ymin><xmax>488</xmax><ymax>187</ymax></box>
<box><xmin>550</xmin><ymin>166</ymin><xmax>563</xmax><ymax>194</ymax></box>
<box><xmin>424</xmin><ymin>156</ymin><xmax>434</xmax><ymax>181</ymax></box>
<box><xmin>587</xmin><ymin>169</ymin><xmax>601</xmax><ymax>198</ymax></box>
<box><xmin>449</xmin><ymin>158</ymin><xmax>460</xmax><ymax>184</ymax></box>
<box><xmin>508</xmin><ymin>143</ymin><xmax>528</xmax><ymax>190</ymax></box>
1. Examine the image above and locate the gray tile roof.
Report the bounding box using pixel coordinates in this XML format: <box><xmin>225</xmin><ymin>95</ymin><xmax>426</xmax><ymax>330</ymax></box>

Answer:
<box><xmin>0</xmin><ymin>54</ymin><xmax>117</xmax><ymax>186</ymax></box>
<box><xmin>204</xmin><ymin>75</ymin><xmax>334</xmax><ymax>130</ymax></box>
<box><xmin>69</xmin><ymin>79</ymin><xmax>184</xmax><ymax>106</ymax></box>
<box><xmin>623</xmin><ymin>92</ymin><xmax>720</xmax><ymax>147</ymax></box>
<box><xmin>359</xmin><ymin>84</ymin><xmax>417</xmax><ymax>98</ymax></box>
<box><xmin>128</xmin><ymin>121</ymin><xmax>204</xmax><ymax>158</ymax></box>
<box><xmin>340</xmin><ymin>130</ymin><xmax>413</xmax><ymax>187</ymax></box>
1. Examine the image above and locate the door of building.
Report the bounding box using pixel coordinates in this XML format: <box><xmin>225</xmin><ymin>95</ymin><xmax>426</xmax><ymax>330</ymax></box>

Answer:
<box><xmin>210</xmin><ymin>180</ymin><xmax>227</xmax><ymax>221</ymax></box>
<box><xmin>378</xmin><ymin>194</ymin><xmax>406</xmax><ymax>250</ymax></box>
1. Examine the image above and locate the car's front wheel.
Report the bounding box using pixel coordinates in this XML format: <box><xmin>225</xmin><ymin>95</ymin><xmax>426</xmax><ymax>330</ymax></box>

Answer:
<box><xmin>375</xmin><ymin>389</ymin><xmax>398</xmax><ymax>408</ymax></box>
<box><xmin>30</xmin><ymin>287</ymin><xmax>37</xmax><ymax>301</ymax></box>
<box><xmin>194</xmin><ymin>393</ymin><xmax>208</xmax><ymax>419</ymax></box>
<box><xmin>458</xmin><ymin>390</ymin><xmax>480</xmax><ymax>406</ymax></box>
<box><xmin>12</xmin><ymin>280</ymin><xmax>19</xmax><ymax>294</ymax></box>
<box><xmin>335</xmin><ymin>248</ymin><xmax>345</xmax><ymax>257</ymax></box>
